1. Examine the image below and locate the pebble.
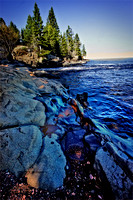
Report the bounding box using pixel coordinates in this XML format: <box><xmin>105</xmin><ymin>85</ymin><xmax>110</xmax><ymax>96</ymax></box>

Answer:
<box><xmin>0</xmin><ymin>157</ymin><xmax>105</xmax><ymax>199</ymax></box>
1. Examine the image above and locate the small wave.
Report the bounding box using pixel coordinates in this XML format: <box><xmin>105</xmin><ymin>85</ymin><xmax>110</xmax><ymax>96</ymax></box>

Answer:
<box><xmin>93</xmin><ymin>63</ymin><xmax>116</xmax><ymax>66</ymax></box>
<box><xmin>60</xmin><ymin>66</ymin><xmax>87</xmax><ymax>71</ymax></box>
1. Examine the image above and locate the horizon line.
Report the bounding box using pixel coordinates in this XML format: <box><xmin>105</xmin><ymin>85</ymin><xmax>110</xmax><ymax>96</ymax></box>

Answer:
<box><xmin>88</xmin><ymin>57</ymin><xmax>133</xmax><ymax>61</ymax></box>
<box><xmin>86</xmin><ymin>52</ymin><xmax>133</xmax><ymax>60</ymax></box>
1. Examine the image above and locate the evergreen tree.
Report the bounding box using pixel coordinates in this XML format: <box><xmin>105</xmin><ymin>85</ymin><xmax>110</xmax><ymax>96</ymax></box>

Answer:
<box><xmin>20</xmin><ymin>3</ymin><xmax>86</xmax><ymax>60</ymax></box>
<box><xmin>46</xmin><ymin>7</ymin><xmax>59</xmax><ymax>32</ymax></box>
<box><xmin>32</xmin><ymin>2</ymin><xmax>43</xmax><ymax>49</ymax></box>
<box><xmin>42</xmin><ymin>24</ymin><xmax>60</xmax><ymax>56</ymax></box>
<box><xmin>9</xmin><ymin>21</ymin><xmax>20</xmax><ymax>34</ymax></box>
<box><xmin>38</xmin><ymin>25</ymin><xmax>51</xmax><ymax>57</ymax></box>
<box><xmin>66</xmin><ymin>25</ymin><xmax>74</xmax><ymax>57</ymax></box>
<box><xmin>74</xmin><ymin>33</ymin><xmax>81</xmax><ymax>59</ymax></box>
<box><xmin>43</xmin><ymin>7</ymin><xmax>61</xmax><ymax>56</ymax></box>
<box><xmin>47</xmin><ymin>25</ymin><xmax>57</xmax><ymax>54</ymax></box>
<box><xmin>60</xmin><ymin>32</ymin><xmax>68</xmax><ymax>58</ymax></box>
<box><xmin>42</xmin><ymin>25</ymin><xmax>50</xmax><ymax>49</ymax></box>
<box><xmin>82</xmin><ymin>44</ymin><xmax>87</xmax><ymax>57</ymax></box>
<box><xmin>23</xmin><ymin>15</ymin><xmax>33</xmax><ymax>45</ymax></box>
<box><xmin>0</xmin><ymin>18</ymin><xmax>6</xmax><ymax>26</ymax></box>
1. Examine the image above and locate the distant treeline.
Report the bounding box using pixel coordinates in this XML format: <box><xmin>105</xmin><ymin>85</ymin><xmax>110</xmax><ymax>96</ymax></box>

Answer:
<box><xmin>0</xmin><ymin>3</ymin><xmax>86</xmax><ymax>60</ymax></box>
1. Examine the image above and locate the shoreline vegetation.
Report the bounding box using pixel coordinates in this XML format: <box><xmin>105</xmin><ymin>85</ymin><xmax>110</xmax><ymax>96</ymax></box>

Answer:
<box><xmin>12</xmin><ymin>45</ymin><xmax>89</xmax><ymax>68</ymax></box>
<box><xmin>0</xmin><ymin>3</ymin><xmax>87</xmax><ymax>66</ymax></box>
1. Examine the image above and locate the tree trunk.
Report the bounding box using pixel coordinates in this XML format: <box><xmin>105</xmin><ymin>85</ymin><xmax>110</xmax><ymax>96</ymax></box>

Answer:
<box><xmin>7</xmin><ymin>52</ymin><xmax>13</xmax><ymax>61</ymax></box>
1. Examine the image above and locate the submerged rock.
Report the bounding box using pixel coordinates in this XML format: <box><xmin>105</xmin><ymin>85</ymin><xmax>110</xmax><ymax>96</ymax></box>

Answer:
<box><xmin>84</xmin><ymin>134</ymin><xmax>101</xmax><ymax>153</ymax></box>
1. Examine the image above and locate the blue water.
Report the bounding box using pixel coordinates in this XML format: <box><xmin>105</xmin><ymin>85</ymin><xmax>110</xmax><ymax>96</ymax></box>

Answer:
<box><xmin>43</xmin><ymin>58</ymin><xmax>133</xmax><ymax>158</ymax></box>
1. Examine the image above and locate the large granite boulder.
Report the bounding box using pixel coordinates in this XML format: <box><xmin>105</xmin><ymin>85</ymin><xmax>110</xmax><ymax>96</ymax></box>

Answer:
<box><xmin>94</xmin><ymin>144</ymin><xmax>133</xmax><ymax>200</ymax></box>
<box><xmin>0</xmin><ymin>66</ymin><xmax>46</xmax><ymax>128</ymax></box>
<box><xmin>26</xmin><ymin>136</ymin><xmax>66</xmax><ymax>191</ymax></box>
<box><xmin>0</xmin><ymin>125</ymin><xmax>43</xmax><ymax>177</ymax></box>
<box><xmin>0</xmin><ymin>93</ymin><xmax>46</xmax><ymax>128</ymax></box>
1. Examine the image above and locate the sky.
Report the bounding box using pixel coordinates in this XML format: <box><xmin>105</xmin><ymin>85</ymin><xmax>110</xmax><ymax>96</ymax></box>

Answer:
<box><xmin>0</xmin><ymin>0</ymin><xmax>133</xmax><ymax>59</ymax></box>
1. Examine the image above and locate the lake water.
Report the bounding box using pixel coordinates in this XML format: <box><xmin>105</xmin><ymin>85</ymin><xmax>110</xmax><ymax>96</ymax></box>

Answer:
<box><xmin>44</xmin><ymin>58</ymin><xmax>133</xmax><ymax>159</ymax></box>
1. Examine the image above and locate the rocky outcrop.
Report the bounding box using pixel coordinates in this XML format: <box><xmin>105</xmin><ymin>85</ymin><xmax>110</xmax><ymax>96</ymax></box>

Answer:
<box><xmin>13</xmin><ymin>46</ymin><xmax>63</xmax><ymax>68</ymax></box>
<box><xmin>0</xmin><ymin>61</ymin><xmax>132</xmax><ymax>199</ymax></box>
<box><xmin>91</xmin><ymin>120</ymin><xmax>133</xmax><ymax>200</ymax></box>
<box><xmin>12</xmin><ymin>46</ymin><xmax>88</xmax><ymax>68</ymax></box>
<box><xmin>0</xmin><ymin>61</ymin><xmax>67</xmax><ymax>191</ymax></box>
<box><xmin>0</xmin><ymin>66</ymin><xmax>45</xmax><ymax>128</ymax></box>
<box><xmin>62</xmin><ymin>59</ymin><xmax>89</xmax><ymax>67</ymax></box>
<box><xmin>13</xmin><ymin>46</ymin><xmax>39</xmax><ymax>67</ymax></box>
<box><xmin>94</xmin><ymin>145</ymin><xmax>133</xmax><ymax>200</ymax></box>
<box><xmin>0</xmin><ymin>125</ymin><xmax>43</xmax><ymax>177</ymax></box>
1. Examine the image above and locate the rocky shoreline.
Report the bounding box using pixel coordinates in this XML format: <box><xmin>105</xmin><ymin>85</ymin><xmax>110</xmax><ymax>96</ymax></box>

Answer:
<box><xmin>0</xmin><ymin>60</ymin><xmax>132</xmax><ymax>200</ymax></box>
<box><xmin>12</xmin><ymin>45</ymin><xmax>89</xmax><ymax>68</ymax></box>
<box><xmin>62</xmin><ymin>59</ymin><xmax>89</xmax><ymax>67</ymax></box>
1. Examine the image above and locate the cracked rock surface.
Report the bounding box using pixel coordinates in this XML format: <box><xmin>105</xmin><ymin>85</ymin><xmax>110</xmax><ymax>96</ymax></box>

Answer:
<box><xmin>0</xmin><ymin>125</ymin><xmax>43</xmax><ymax>177</ymax></box>
<box><xmin>0</xmin><ymin>63</ymin><xmax>67</xmax><ymax>191</ymax></box>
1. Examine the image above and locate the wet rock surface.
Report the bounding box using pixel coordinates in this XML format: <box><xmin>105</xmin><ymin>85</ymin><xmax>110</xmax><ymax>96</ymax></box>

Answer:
<box><xmin>0</xmin><ymin>61</ymin><xmax>67</xmax><ymax>192</ymax></box>
<box><xmin>0</xmin><ymin>60</ymin><xmax>132</xmax><ymax>199</ymax></box>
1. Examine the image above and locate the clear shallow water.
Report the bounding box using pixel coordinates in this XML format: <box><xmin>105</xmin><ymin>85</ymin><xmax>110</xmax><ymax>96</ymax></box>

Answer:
<box><xmin>44</xmin><ymin>58</ymin><xmax>133</xmax><ymax>158</ymax></box>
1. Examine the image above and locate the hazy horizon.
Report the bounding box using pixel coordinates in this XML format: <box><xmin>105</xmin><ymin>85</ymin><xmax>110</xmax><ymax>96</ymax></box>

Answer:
<box><xmin>87</xmin><ymin>51</ymin><xmax>133</xmax><ymax>59</ymax></box>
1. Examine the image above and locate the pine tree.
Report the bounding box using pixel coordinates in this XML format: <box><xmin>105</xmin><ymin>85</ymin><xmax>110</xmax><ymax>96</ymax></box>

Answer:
<box><xmin>66</xmin><ymin>25</ymin><xmax>74</xmax><ymax>57</ymax></box>
<box><xmin>23</xmin><ymin>15</ymin><xmax>33</xmax><ymax>45</ymax></box>
<box><xmin>0</xmin><ymin>18</ymin><xmax>6</xmax><ymax>26</ymax></box>
<box><xmin>82</xmin><ymin>44</ymin><xmax>86</xmax><ymax>57</ymax></box>
<box><xmin>46</xmin><ymin>7</ymin><xmax>59</xmax><ymax>32</ymax></box>
<box><xmin>9</xmin><ymin>21</ymin><xmax>20</xmax><ymax>34</ymax></box>
<box><xmin>38</xmin><ymin>25</ymin><xmax>51</xmax><ymax>57</ymax></box>
<box><xmin>43</xmin><ymin>7</ymin><xmax>61</xmax><ymax>56</ymax></box>
<box><xmin>32</xmin><ymin>2</ymin><xmax>43</xmax><ymax>49</ymax></box>
<box><xmin>60</xmin><ymin>32</ymin><xmax>68</xmax><ymax>58</ymax></box>
<box><xmin>20</xmin><ymin>3</ymin><xmax>86</xmax><ymax>60</ymax></box>
<box><xmin>74</xmin><ymin>33</ymin><xmax>82</xmax><ymax>59</ymax></box>
<box><xmin>42</xmin><ymin>24</ymin><xmax>60</xmax><ymax>56</ymax></box>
